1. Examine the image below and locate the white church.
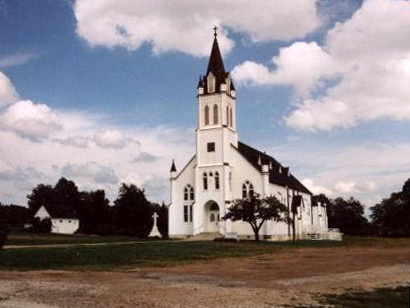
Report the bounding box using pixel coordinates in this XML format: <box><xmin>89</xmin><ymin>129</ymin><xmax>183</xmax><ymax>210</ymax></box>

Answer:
<box><xmin>169</xmin><ymin>31</ymin><xmax>329</xmax><ymax>241</ymax></box>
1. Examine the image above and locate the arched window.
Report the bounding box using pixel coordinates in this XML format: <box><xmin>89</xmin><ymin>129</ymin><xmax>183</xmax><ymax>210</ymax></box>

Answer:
<box><xmin>207</xmin><ymin>74</ymin><xmax>215</xmax><ymax>93</ymax></box>
<box><xmin>242</xmin><ymin>181</ymin><xmax>254</xmax><ymax>199</ymax></box>
<box><xmin>226</xmin><ymin>106</ymin><xmax>229</xmax><ymax>126</ymax></box>
<box><xmin>184</xmin><ymin>187</ymin><xmax>188</xmax><ymax>201</ymax></box>
<box><xmin>230</xmin><ymin>108</ymin><xmax>233</xmax><ymax>127</ymax></box>
<box><xmin>213</xmin><ymin>104</ymin><xmax>218</xmax><ymax>124</ymax></box>
<box><xmin>215</xmin><ymin>172</ymin><xmax>220</xmax><ymax>190</ymax></box>
<box><xmin>242</xmin><ymin>183</ymin><xmax>247</xmax><ymax>199</ymax></box>
<box><xmin>203</xmin><ymin>173</ymin><xmax>208</xmax><ymax>190</ymax></box>
<box><xmin>184</xmin><ymin>185</ymin><xmax>194</xmax><ymax>201</ymax></box>
<box><xmin>183</xmin><ymin>185</ymin><xmax>194</xmax><ymax>223</ymax></box>
<box><xmin>204</xmin><ymin>105</ymin><xmax>209</xmax><ymax>125</ymax></box>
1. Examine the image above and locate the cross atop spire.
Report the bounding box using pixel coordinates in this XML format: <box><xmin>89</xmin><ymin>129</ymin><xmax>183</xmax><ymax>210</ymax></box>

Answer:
<box><xmin>213</xmin><ymin>25</ymin><xmax>218</xmax><ymax>38</ymax></box>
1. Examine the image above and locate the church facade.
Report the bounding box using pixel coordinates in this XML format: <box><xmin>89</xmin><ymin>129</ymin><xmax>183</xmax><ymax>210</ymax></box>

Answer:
<box><xmin>169</xmin><ymin>32</ymin><xmax>328</xmax><ymax>240</ymax></box>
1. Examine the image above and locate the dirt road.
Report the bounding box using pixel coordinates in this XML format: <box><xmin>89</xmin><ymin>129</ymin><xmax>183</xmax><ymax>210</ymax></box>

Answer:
<box><xmin>0</xmin><ymin>245</ymin><xmax>408</xmax><ymax>307</ymax></box>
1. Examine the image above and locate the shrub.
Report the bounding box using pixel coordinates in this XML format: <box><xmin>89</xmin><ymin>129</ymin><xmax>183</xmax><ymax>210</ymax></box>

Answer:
<box><xmin>30</xmin><ymin>217</ymin><xmax>52</xmax><ymax>233</ymax></box>
<box><xmin>0</xmin><ymin>226</ymin><xmax>7</xmax><ymax>250</ymax></box>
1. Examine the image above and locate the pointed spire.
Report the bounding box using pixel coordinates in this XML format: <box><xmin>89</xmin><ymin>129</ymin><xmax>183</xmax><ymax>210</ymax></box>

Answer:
<box><xmin>206</xmin><ymin>27</ymin><xmax>226</xmax><ymax>79</ymax></box>
<box><xmin>197</xmin><ymin>75</ymin><xmax>203</xmax><ymax>88</ymax></box>
<box><xmin>170</xmin><ymin>159</ymin><xmax>177</xmax><ymax>172</ymax></box>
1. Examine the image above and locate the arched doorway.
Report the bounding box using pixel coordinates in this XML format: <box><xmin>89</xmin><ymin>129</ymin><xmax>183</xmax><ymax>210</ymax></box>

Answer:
<box><xmin>204</xmin><ymin>201</ymin><xmax>220</xmax><ymax>233</ymax></box>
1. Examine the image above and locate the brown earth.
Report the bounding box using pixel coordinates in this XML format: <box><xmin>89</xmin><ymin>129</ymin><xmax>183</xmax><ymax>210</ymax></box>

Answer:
<box><xmin>0</xmin><ymin>245</ymin><xmax>409</xmax><ymax>308</ymax></box>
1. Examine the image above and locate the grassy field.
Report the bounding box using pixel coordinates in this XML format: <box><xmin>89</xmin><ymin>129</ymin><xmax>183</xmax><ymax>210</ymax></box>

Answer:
<box><xmin>0</xmin><ymin>235</ymin><xmax>409</xmax><ymax>271</ymax></box>
<box><xmin>5</xmin><ymin>232</ymin><xmax>144</xmax><ymax>246</ymax></box>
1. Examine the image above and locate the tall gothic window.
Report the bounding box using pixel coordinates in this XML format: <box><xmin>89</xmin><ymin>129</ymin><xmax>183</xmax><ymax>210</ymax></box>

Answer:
<box><xmin>229</xmin><ymin>108</ymin><xmax>233</xmax><ymax>127</ymax></box>
<box><xmin>213</xmin><ymin>104</ymin><xmax>218</xmax><ymax>124</ymax></box>
<box><xmin>204</xmin><ymin>105</ymin><xmax>209</xmax><ymax>125</ymax></box>
<box><xmin>203</xmin><ymin>173</ymin><xmax>208</xmax><ymax>190</ymax></box>
<box><xmin>242</xmin><ymin>181</ymin><xmax>254</xmax><ymax>199</ymax></box>
<box><xmin>226</xmin><ymin>106</ymin><xmax>229</xmax><ymax>126</ymax></box>
<box><xmin>183</xmin><ymin>185</ymin><xmax>194</xmax><ymax>223</ymax></box>
<box><xmin>207</xmin><ymin>74</ymin><xmax>215</xmax><ymax>93</ymax></box>
<box><xmin>215</xmin><ymin>172</ymin><xmax>220</xmax><ymax>189</ymax></box>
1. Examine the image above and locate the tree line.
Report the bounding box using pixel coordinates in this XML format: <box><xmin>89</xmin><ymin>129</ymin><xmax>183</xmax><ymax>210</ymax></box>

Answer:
<box><xmin>0</xmin><ymin>177</ymin><xmax>409</xmax><ymax>243</ymax></box>
<box><xmin>314</xmin><ymin>178</ymin><xmax>410</xmax><ymax>237</ymax></box>
<box><xmin>0</xmin><ymin>177</ymin><xmax>168</xmax><ymax>238</ymax></box>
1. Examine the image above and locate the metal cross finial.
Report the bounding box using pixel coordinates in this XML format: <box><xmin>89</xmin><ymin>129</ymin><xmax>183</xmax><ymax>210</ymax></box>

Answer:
<box><xmin>213</xmin><ymin>25</ymin><xmax>218</xmax><ymax>37</ymax></box>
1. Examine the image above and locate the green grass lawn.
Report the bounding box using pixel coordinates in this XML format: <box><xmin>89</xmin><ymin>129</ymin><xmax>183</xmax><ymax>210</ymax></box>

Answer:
<box><xmin>5</xmin><ymin>232</ymin><xmax>144</xmax><ymax>246</ymax></box>
<box><xmin>0</xmin><ymin>235</ymin><xmax>409</xmax><ymax>271</ymax></box>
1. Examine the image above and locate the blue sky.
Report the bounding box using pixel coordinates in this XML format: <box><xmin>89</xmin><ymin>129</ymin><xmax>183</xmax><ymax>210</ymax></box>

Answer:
<box><xmin>0</xmin><ymin>0</ymin><xmax>409</xmax><ymax>209</ymax></box>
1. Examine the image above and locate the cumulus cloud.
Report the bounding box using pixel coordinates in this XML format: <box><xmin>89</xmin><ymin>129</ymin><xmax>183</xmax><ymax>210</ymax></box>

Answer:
<box><xmin>302</xmin><ymin>178</ymin><xmax>333</xmax><ymax>196</ymax></box>
<box><xmin>93</xmin><ymin>129</ymin><xmax>136</xmax><ymax>149</ymax></box>
<box><xmin>0</xmin><ymin>71</ymin><xmax>19</xmax><ymax>106</ymax></box>
<box><xmin>55</xmin><ymin>135</ymin><xmax>90</xmax><ymax>148</ymax></box>
<box><xmin>334</xmin><ymin>181</ymin><xmax>376</xmax><ymax>195</ymax></box>
<box><xmin>0</xmin><ymin>100</ymin><xmax>62</xmax><ymax>140</ymax></box>
<box><xmin>132</xmin><ymin>151</ymin><xmax>160</xmax><ymax>163</ymax></box>
<box><xmin>233</xmin><ymin>0</ymin><xmax>410</xmax><ymax>131</ymax></box>
<box><xmin>61</xmin><ymin>162</ymin><xmax>119</xmax><ymax>185</ymax></box>
<box><xmin>232</xmin><ymin>42</ymin><xmax>340</xmax><ymax>96</ymax></box>
<box><xmin>73</xmin><ymin>0</ymin><xmax>320</xmax><ymax>56</ymax></box>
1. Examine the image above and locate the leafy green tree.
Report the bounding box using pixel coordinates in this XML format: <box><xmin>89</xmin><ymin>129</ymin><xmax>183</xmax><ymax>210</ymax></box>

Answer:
<box><xmin>114</xmin><ymin>183</ymin><xmax>152</xmax><ymax>237</ymax></box>
<box><xmin>0</xmin><ymin>203</ymin><xmax>30</xmax><ymax>229</ymax></box>
<box><xmin>222</xmin><ymin>195</ymin><xmax>290</xmax><ymax>241</ymax></box>
<box><xmin>30</xmin><ymin>217</ymin><xmax>52</xmax><ymax>233</ymax></box>
<box><xmin>327</xmin><ymin>197</ymin><xmax>369</xmax><ymax>235</ymax></box>
<box><xmin>0</xmin><ymin>224</ymin><xmax>7</xmax><ymax>250</ymax></box>
<box><xmin>27</xmin><ymin>184</ymin><xmax>54</xmax><ymax>215</ymax></box>
<box><xmin>79</xmin><ymin>190</ymin><xmax>112</xmax><ymax>235</ymax></box>
<box><xmin>371</xmin><ymin>179</ymin><xmax>410</xmax><ymax>237</ymax></box>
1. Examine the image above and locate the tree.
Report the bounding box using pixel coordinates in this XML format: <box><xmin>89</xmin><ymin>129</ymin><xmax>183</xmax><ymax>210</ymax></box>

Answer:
<box><xmin>27</xmin><ymin>184</ymin><xmax>54</xmax><ymax>215</ymax></box>
<box><xmin>79</xmin><ymin>190</ymin><xmax>112</xmax><ymax>235</ymax></box>
<box><xmin>114</xmin><ymin>183</ymin><xmax>152</xmax><ymax>237</ymax></box>
<box><xmin>222</xmin><ymin>195</ymin><xmax>290</xmax><ymax>241</ymax></box>
<box><xmin>371</xmin><ymin>178</ymin><xmax>410</xmax><ymax>237</ymax></box>
<box><xmin>327</xmin><ymin>197</ymin><xmax>369</xmax><ymax>235</ymax></box>
<box><xmin>0</xmin><ymin>225</ymin><xmax>6</xmax><ymax>250</ymax></box>
<box><xmin>30</xmin><ymin>217</ymin><xmax>52</xmax><ymax>233</ymax></box>
<box><xmin>0</xmin><ymin>203</ymin><xmax>30</xmax><ymax>229</ymax></box>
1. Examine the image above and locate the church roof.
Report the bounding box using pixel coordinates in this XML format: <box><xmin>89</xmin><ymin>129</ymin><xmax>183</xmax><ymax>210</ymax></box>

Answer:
<box><xmin>41</xmin><ymin>204</ymin><xmax>78</xmax><ymax>219</ymax></box>
<box><xmin>198</xmin><ymin>30</ymin><xmax>235</xmax><ymax>94</ymax></box>
<box><xmin>236</xmin><ymin>141</ymin><xmax>312</xmax><ymax>195</ymax></box>
<box><xmin>206</xmin><ymin>36</ymin><xmax>226</xmax><ymax>79</ymax></box>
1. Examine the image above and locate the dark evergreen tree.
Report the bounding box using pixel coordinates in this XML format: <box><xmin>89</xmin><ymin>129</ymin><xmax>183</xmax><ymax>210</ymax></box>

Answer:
<box><xmin>79</xmin><ymin>190</ymin><xmax>112</xmax><ymax>235</ymax></box>
<box><xmin>27</xmin><ymin>184</ymin><xmax>54</xmax><ymax>215</ymax></box>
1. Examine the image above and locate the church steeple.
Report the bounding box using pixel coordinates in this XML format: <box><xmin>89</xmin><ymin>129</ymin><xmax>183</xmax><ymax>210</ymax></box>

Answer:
<box><xmin>206</xmin><ymin>27</ymin><xmax>226</xmax><ymax>79</ymax></box>
<box><xmin>197</xmin><ymin>27</ymin><xmax>234</xmax><ymax>95</ymax></box>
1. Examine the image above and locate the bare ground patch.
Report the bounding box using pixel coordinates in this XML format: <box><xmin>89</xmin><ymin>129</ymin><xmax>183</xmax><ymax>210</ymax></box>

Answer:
<box><xmin>0</xmin><ymin>245</ymin><xmax>408</xmax><ymax>307</ymax></box>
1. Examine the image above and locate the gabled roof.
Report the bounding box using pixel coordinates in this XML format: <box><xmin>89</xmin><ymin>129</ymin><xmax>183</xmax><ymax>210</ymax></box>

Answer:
<box><xmin>41</xmin><ymin>204</ymin><xmax>78</xmax><ymax>219</ymax></box>
<box><xmin>236</xmin><ymin>141</ymin><xmax>312</xmax><ymax>195</ymax></box>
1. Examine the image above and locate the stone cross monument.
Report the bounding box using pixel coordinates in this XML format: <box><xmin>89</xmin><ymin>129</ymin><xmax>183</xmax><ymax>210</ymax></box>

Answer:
<box><xmin>149</xmin><ymin>212</ymin><xmax>161</xmax><ymax>237</ymax></box>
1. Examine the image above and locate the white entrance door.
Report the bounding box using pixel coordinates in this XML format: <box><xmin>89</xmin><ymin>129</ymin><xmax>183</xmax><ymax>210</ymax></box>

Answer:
<box><xmin>208</xmin><ymin>210</ymin><xmax>219</xmax><ymax>233</ymax></box>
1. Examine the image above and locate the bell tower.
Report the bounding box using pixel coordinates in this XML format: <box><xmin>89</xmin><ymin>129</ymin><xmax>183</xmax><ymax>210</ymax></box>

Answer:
<box><xmin>196</xmin><ymin>28</ymin><xmax>238</xmax><ymax>168</ymax></box>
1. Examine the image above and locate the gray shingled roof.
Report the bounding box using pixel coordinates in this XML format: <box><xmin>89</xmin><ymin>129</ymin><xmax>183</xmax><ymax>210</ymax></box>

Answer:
<box><xmin>236</xmin><ymin>141</ymin><xmax>312</xmax><ymax>195</ymax></box>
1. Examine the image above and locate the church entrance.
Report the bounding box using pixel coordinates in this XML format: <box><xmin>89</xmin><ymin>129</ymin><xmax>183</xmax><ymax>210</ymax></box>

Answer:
<box><xmin>204</xmin><ymin>201</ymin><xmax>220</xmax><ymax>233</ymax></box>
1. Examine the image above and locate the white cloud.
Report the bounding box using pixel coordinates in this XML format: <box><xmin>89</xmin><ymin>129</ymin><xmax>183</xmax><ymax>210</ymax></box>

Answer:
<box><xmin>232</xmin><ymin>42</ymin><xmax>340</xmax><ymax>96</ymax></box>
<box><xmin>0</xmin><ymin>100</ymin><xmax>62</xmax><ymax>140</ymax></box>
<box><xmin>334</xmin><ymin>181</ymin><xmax>376</xmax><ymax>195</ymax></box>
<box><xmin>302</xmin><ymin>178</ymin><xmax>333</xmax><ymax>195</ymax></box>
<box><xmin>233</xmin><ymin>0</ymin><xmax>410</xmax><ymax>131</ymax></box>
<box><xmin>93</xmin><ymin>129</ymin><xmax>136</xmax><ymax>149</ymax></box>
<box><xmin>0</xmin><ymin>71</ymin><xmax>19</xmax><ymax>107</ymax></box>
<box><xmin>61</xmin><ymin>162</ymin><xmax>119</xmax><ymax>184</ymax></box>
<box><xmin>133</xmin><ymin>151</ymin><xmax>160</xmax><ymax>163</ymax></box>
<box><xmin>73</xmin><ymin>0</ymin><xmax>320</xmax><ymax>56</ymax></box>
<box><xmin>0</xmin><ymin>52</ymin><xmax>37</xmax><ymax>68</ymax></box>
